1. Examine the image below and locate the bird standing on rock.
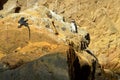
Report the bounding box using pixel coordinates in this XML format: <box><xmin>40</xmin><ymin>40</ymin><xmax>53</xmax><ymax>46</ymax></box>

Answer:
<box><xmin>70</xmin><ymin>19</ymin><xmax>78</xmax><ymax>33</ymax></box>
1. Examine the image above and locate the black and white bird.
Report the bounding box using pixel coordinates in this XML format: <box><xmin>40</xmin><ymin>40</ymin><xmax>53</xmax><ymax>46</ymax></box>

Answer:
<box><xmin>70</xmin><ymin>19</ymin><xmax>78</xmax><ymax>33</ymax></box>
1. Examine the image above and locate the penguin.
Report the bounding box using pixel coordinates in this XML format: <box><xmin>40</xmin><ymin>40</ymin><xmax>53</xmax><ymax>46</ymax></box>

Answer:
<box><xmin>70</xmin><ymin>19</ymin><xmax>78</xmax><ymax>33</ymax></box>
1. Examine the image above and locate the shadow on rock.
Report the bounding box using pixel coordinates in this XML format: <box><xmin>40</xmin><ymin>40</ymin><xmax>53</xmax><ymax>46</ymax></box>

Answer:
<box><xmin>0</xmin><ymin>53</ymin><xmax>69</xmax><ymax>80</ymax></box>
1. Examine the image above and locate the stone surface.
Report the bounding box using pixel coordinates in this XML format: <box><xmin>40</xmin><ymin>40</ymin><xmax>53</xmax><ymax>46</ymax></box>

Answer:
<box><xmin>0</xmin><ymin>0</ymin><xmax>120</xmax><ymax>80</ymax></box>
<box><xmin>0</xmin><ymin>53</ymin><xmax>69</xmax><ymax>80</ymax></box>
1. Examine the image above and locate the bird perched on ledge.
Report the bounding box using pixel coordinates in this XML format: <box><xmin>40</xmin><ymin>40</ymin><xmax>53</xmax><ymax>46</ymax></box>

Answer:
<box><xmin>70</xmin><ymin>19</ymin><xmax>78</xmax><ymax>33</ymax></box>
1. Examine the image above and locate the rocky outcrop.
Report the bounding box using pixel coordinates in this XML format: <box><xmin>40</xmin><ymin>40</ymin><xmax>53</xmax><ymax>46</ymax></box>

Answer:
<box><xmin>0</xmin><ymin>0</ymin><xmax>39</xmax><ymax>17</ymax></box>
<box><xmin>39</xmin><ymin>1</ymin><xmax>120</xmax><ymax>75</ymax></box>
<box><xmin>0</xmin><ymin>0</ymin><xmax>120</xmax><ymax>80</ymax></box>
<box><xmin>67</xmin><ymin>44</ymin><xmax>91</xmax><ymax>80</ymax></box>
<box><xmin>0</xmin><ymin>0</ymin><xmax>8</xmax><ymax>10</ymax></box>
<box><xmin>0</xmin><ymin>53</ymin><xmax>69</xmax><ymax>80</ymax></box>
<box><xmin>66</xmin><ymin>34</ymin><xmax>119</xmax><ymax>80</ymax></box>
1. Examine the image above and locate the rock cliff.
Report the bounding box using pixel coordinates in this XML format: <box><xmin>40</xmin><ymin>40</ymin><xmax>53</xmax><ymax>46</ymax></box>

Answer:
<box><xmin>0</xmin><ymin>0</ymin><xmax>120</xmax><ymax>80</ymax></box>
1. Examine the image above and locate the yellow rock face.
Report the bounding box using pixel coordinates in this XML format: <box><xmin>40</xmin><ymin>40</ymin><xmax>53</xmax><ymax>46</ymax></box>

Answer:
<box><xmin>0</xmin><ymin>0</ymin><xmax>120</xmax><ymax>79</ymax></box>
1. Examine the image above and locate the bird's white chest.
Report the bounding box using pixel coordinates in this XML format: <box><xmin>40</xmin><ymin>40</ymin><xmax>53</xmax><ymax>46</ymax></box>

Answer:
<box><xmin>71</xmin><ymin>22</ymin><xmax>76</xmax><ymax>32</ymax></box>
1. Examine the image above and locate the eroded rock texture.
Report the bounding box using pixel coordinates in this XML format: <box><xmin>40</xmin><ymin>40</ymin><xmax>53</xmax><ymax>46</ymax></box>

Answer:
<box><xmin>0</xmin><ymin>53</ymin><xmax>69</xmax><ymax>80</ymax></box>
<box><xmin>0</xmin><ymin>0</ymin><xmax>8</xmax><ymax>10</ymax></box>
<box><xmin>67</xmin><ymin>45</ymin><xmax>91</xmax><ymax>80</ymax></box>
<box><xmin>0</xmin><ymin>0</ymin><xmax>120</xmax><ymax>80</ymax></box>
